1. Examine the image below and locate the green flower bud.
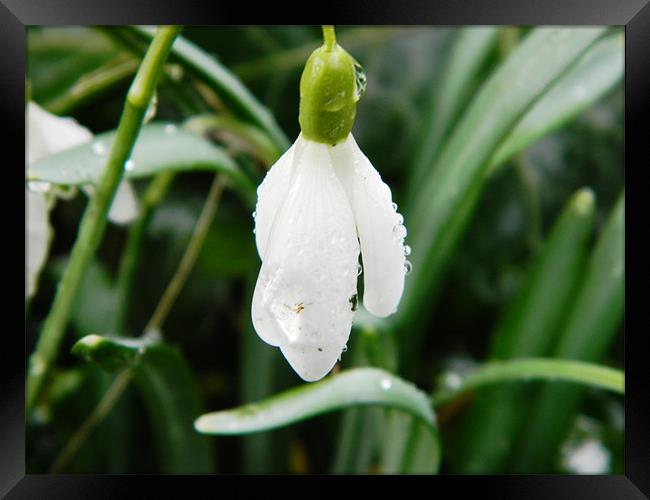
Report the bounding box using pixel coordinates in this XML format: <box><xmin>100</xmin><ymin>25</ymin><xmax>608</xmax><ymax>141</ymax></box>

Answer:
<box><xmin>298</xmin><ymin>29</ymin><xmax>366</xmax><ymax>145</ymax></box>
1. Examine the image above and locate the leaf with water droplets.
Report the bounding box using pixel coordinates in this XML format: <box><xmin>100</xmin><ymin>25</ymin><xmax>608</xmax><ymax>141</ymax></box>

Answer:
<box><xmin>28</xmin><ymin>122</ymin><xmax>255</xmax><ymax>203</ymax></box>
<box><xmin>195</xmin><ymin>367</ymin><xmax>439</xmax><ymax>471</ymax></box>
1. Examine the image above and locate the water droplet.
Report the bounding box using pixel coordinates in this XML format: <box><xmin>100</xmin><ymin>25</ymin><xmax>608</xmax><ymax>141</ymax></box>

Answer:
<box><xmin>357</xmin><ymin>264</ymin><xmax>363</xmax><ymax>276</ymax></box>
<box><xmin>404</xmin><ymin>260</ymin><xmax>412</xmax><ymax>275</ymax></box>
<box><xmin>91</xmin><ymin>141</ymin><xmax>106</xmax><ymax>156</ymax></box>
<box><xmin>444</xmin><ymin>372</ymin><xmax>462</xmax><ymax>389</ymax></box>
<box><xmin>393</xmin><ymin>224</ymin><xmax>407</xmax><ymax>240</ymax></box>
<box><xmin>125</xmin><ymin>159</ymin><xmax>135</xmax><ymax>172</ymax></box>
<box><xmin>342</xmin><ymin>344</ymin><xmax>348</xmax><ymax>353</ymax></box>
<box><xmin>164</xmin><ymin>123</ymin><xmax>177</xmax><ymax>136</ymax></box>
<box><xmin>252</xmin><ymin>228</ymin><xmax>256</xmax><ymax>234</ymax></box>
<box><xmin>403</xmin><ymin>245</ymin><xmax>412</xmax><ymax>257</ymax></box>
<box><xmin>391</xmin><ymin>202</ymin><xmax>398</xmax><ymax>211</ymax></box>
<box><xmin>252</xmin><ymin>211</ymin><xmax>257</xmax><ymax>219</ymax></box>
<box><xmin>256</xmin><ymin>185</ymin><xmax>263</xmax><ymax>196</ymax></box>
<box><xmin>380</xmin><ymin>378</ymin><xmax>392</xmax><ymax>390</ymax></box>
<box><xmin>396</xmin><ymin>213</ymin><xmax>404</xmax><ymax>225</ymax></box>
<box><xmin>144</xmin><ymin>93</ymin><xmax>158</xmax><ymax>124</ymax></box>
<box><xmin>353</xmin><ymin>62</ymin><xmax>367</xmax><ymax>101</ymax></box>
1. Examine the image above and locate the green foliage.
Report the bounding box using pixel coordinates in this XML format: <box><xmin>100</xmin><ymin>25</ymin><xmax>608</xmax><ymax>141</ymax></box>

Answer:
<box><xmin>26</xmin><ymin>26</ymin><xmax>624</xmax><ymax>475</ymax></box>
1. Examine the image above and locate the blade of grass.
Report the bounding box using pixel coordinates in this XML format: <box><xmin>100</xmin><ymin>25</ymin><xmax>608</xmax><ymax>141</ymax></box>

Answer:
<box><xmin>27</xmin><ymin>26</ymin><xmax>183</xmax><ymax>412</ymax></box>
<box><xmin>124</xmin><ymin>26</ymin><xmax>290</xmax><ymax>152</ymax></box>
<box><xmin>451</xmin><ymin>189</ymin><xmax>595</xmax><ymax>473</ymax></box>
<box><xmin>396</xmin><ymin>27</ymin><xmax>607</xmax><ymax>367</ymax></box>
<box><xmin>509</xmin><ymin>192</ymin><xmax>624</xmax><ymax>472</ymax></box>
<box><xmin>488</xmin><ymin>30</ymin><xmax>624</xmax><ymax>174</ymax></box>
<box><xmin>431</xmin><ymin>358</ymin><xmax>624</xmax><ymax>407</ymax></box>
<box><xmin>407</xmin><ymin>27</ymin><xmax>499</xmax><ymax>198</ymax></box>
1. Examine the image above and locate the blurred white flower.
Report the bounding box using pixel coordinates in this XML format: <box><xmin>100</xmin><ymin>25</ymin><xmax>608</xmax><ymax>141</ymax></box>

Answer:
<box><xmin>252</xmin><ymin>133</ymin><xmax>410</xmax><ymax>381</ymax></box>
<box><xmin>25</xmin><ymin>102</ymin><xmax>139</xmax><ymax>299</ymax></box>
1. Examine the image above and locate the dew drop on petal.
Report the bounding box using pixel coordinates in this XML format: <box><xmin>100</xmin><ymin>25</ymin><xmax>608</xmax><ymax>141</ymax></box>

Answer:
<box><xmin>380</xmin><ymin>378</ymin><xmax>393</xmax><ymax>390</ymax></box>
<box><xmin>125</xmin><ymin>159</ymin><xmax>135</xmax><ymax>172</ymax></box>
<box><xmin>404</xmin><ymin>260</ymin><xmax>412</xmax><ymax>275</ymax></box>
<box><xmin>357</xmin><ymin>263</ymin><xmax>363</xmax><ymax>276</ymax></box>
<box><xmin>252</xmin><ymin>211</ymin><xmax>257</xmax><ymax>219</ymax></box>
<box><xmin>391</xmin><ymin>202</ymin><xmax>398</xmax><ymax>211</ymax></box>
<box><xmin>403</xmin><ymin>244</ymin><xmax>412</xmax><ymax>257</ymax></box>
<box><xmin>91</xmin><ymin>141</ymin><xmax>106</xmax><ymax>156</ymax></box>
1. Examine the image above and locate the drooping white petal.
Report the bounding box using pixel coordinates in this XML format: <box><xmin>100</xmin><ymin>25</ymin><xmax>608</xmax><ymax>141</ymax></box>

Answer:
<box><xmin>253</xmin><ymin>139</ymin><xmax>300</xmax><ymax>259</ymax></box>
<box><xmin>252</xmin><ymin>135</ymin><xmax>360</xmax><ymax>381</ymax></box>
<box><xmin>329</xmin><ymin>134</ymin><xmax>407</xmax><ymax>318</ymax></box>
<box><xmin>27</xmin><ymin>102</ymin><xmax>93</xmax><ymax>164</ymax></box>
<box><xmin>26</xmin><ymin>190</ymin><xmax>52</xmax><ymax>300</ymax></box>
<box><xmin>107</xmin><ymin>181</ymin><xmax>139</xmax><ymax>225</ymax></box>
<box><xmin>81</xmin><ymin>180</ymin><xmax>139</xmax><ymax>225</ymax></box>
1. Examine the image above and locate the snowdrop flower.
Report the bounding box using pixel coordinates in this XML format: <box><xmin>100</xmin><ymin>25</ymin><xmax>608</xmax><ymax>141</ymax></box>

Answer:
<box><xmin>26</xmin><ymin>102</ymin><xmax>139</xmax><ymax>299</ymax></box>
<box><xmin>252</xmin><ymin>27</ymin><xmax>410</xmax><ymax>381</ymax></box>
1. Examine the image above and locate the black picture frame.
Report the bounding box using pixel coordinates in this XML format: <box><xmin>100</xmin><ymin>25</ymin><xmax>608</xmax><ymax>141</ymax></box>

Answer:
<box><xmin>5</xmin><ymin>1</ymin><xmax>648</xmax><ymax>497</ymax></box>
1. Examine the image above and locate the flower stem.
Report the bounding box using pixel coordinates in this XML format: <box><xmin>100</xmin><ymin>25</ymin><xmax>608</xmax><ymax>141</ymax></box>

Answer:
<box><xmin>48</xmin><ymin>369</ymin><xmax>133</xmax><ymax>473</ymax></box>
<box><xmin>26</xmin><ymin>26</ymin><xmax>182</xmax><ymax>412</ymax></box>
<box><xmin>322</xmin><ymin>26</ymin><xmax>336</xmax><ymax>50</ymax></box>
<box><xmin>145</xmin><ymin>174</ymin><xmax>226</xmax><ymax>332</ymax></box>
<box><xmin>114</xmin><ymin>172</ymin><xmax>176</xmax><ymax>332</ymax></box>
<box><xmin>431</xmin><ymin>358</ymin><xmax>624</xmax><ymax>408</ymax></box>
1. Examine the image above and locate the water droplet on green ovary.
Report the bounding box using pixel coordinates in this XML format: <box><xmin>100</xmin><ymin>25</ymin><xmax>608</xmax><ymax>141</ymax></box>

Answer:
<box><xmin>354</xmin><ymin>62</ymin><xmax>366</xmax><ymax>101</ymax></box>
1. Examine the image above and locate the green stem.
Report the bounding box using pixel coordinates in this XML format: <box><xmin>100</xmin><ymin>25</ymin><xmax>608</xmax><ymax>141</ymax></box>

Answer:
<box><xmin>48</xmin><ymin>369</ymin><xmax>133</xmax><ymax>473</ymax></box>
<box><xmin>115</xmin><ymin>172</ymin><xmax>176</xmax><ymax>331</ymax></box>
<box><xmin>431</xmin><ymin>358</ymin><xmax>624</xmax><ymax>408</ymax></box>
<box><xmin>145</xmin><ymin>174</ymin><xmax>226</xmax><ymax>332</ymax></box>
<box><xmin>26</xmin><ymin>26</ymin><xmax>182</xmax><ymax>412</ymax></box>
<box><xmin>322</xmin><ymin>26</ymin><xmax>336</xmax><ymax>50</ymax></box>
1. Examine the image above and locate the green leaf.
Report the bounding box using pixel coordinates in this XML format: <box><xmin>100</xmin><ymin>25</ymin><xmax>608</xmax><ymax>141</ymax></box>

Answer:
<box><xmin>71</xmin><ymin>333</ymin><xmax>214</xmax><ymax>473</ymax></box>
<box><xmin>28</xmin><ymin>123</ymin><xmax>254</xmax><ymax>199</ymax></box>
<box><xmin>408</xmin><ymin>27</ymin><xmax>499</xmax><ymax>196</ymax></box>
<box><xmin>28</xmin><ymin>27</ymin><xmax>121</xmax><ymax>109</ymax></box>
<box><xmin>396</xmin><ymin>28</ymin><xmax>607</xmax><ymax>365</ymax></box>
<box><xmin>133</xmin><ymin>342</ymin><xmax>214</xmax><ymax>473</ymax></box>
<box><xmin>509</xmin><ymin>192</ymin><xmax>624</xmax><ymax>472</ymax></box>
<box><xmin>125</xmin><ymin>26</ymin><xmax>290</xmax><ymax>151</ymax></box>
<box><xmin>431</xmin><ymin>358</ymin><xmax>624</xmax><ymax>408</ymax></box>
<box><xmin>488</xmin><ymin>31</ymin><xmax>624</xmax><ymax>174</ymax></box>
<box><xmin>195</xmin><ymin>367</ymin><xmax>440</xmax><ymax>472</ymax></box>
<box><xmin>452</xmin><ymin>189</ymin><xmax>596</xmax><ymax>472</ymax></box>
<box><xmin>72</xmin><ymin>333</ymin><xmax>158</xmax><ymax>372</ymax></box>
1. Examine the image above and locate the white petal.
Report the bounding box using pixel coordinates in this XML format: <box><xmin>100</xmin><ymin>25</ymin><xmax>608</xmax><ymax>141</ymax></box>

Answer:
<box><xmin>27</xmin><ymin>102</ymin><xmax>92</xmax><ymax>165</ymax></box>
<box><xmin>329</xmin><ymin>134</ymin><xmax>406</xmax><ymax>318</ymax></box>
<box><xmin>253</xmin><ymin>139</ymin><xmax>300</xmax><ymax>259</ymax></box>
<box><xmin>252</xmin><ymin>136</ymin><xmax>360</xmax><ymax>381</ymax></box>
<box><xmin>81</xmin><ymin>181</ymin><xmax>139</xmax><ymax>225</ymax></box>
<box><xmin>26</xmin><ymin>190</ymin><xmax>52</xmax><ymax>300</ymax></box>
<box><xmin>107</xmin><ymin>181</ymin><xmax>139</xmax><ymax>225</ymax></box>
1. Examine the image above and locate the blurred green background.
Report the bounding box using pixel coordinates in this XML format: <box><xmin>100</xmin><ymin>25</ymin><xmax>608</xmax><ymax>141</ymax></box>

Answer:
<box><xmin>26</xmin><ymin>26</ymin><xmax>624</xmax><ymax>474</ymax></box>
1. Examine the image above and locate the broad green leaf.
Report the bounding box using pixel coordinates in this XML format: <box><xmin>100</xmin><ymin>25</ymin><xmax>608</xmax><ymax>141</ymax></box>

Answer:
<box><xmin>488</xmin><ymin>31</ymin><xmax>624</xmax><ymax>173</ymax></box>
<box><xmin>28</xmin><ymin>123</ymin><xmax>254</xmax><ymax>200</ymax></box>
<box><xmin>397</xmin><ymin>28</ymin><xmax>607</xmax><ymax>364</ymax></box>
<box><xmin>196</xmin><ymin>368</ymin><xmax>440</xmax><ymax>472</ymax></box>
<box><xmin>510</xmin><ymin>192</ymin><xmax>624</xmax><ymax>472</ymax></box>
<box><xmin>408</xmin><ymin>27</ymin><xmax>499</xmax><ymax>197</ymax></box>
<box><xmin>125</xmin><ymin>26</ymin><xmax>290</xmax><ymax>151</ymax></box>
<box><xmin>72</xmin><ymin>333</ymin><xmax>214</xmax><ymax>473</ymax></box>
